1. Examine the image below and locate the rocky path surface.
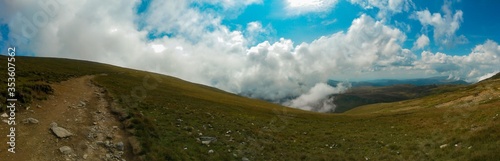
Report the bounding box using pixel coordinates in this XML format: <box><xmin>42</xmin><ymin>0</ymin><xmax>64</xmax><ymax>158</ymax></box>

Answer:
<box><xmin>0</xmin><ymin>76</ymin><xmax>133</xmax><ymax>161</ymax></box>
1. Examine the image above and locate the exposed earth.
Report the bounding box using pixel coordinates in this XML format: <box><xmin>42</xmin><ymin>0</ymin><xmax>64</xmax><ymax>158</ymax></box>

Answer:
<box><xmin>0</xmin><ymin>76</ymin><xmax>134</xmax><ymax>161</ymax></box>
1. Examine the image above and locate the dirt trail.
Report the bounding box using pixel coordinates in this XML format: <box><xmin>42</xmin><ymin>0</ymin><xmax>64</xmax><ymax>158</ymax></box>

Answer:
<box><xmin>0</xmin><ymin>76</ymin><xmax>133</xmax><ymax>161</ymax></box>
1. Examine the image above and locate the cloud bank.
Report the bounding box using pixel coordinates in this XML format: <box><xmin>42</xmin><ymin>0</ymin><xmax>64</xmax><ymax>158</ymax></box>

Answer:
<box><xmin>286</xmin><ymin>83</ymin><xmax>350</xmax><ymax>112</ymax></box>
<box><xmin>1</xmin><ymin>0</ymin><xmax>499</xmax><ymax>112</ymax></box>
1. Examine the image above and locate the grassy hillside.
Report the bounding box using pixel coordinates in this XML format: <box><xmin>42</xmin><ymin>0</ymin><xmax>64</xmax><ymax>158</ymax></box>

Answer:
<box><xmin>1</xmin><ymin>55</ymin><xmax>498</xmax><ymax>160</ymax></box>
<box><xmin>332</xmin><ymin>85</ymin><xmax>440</xmax><ymax>113</ymax></box>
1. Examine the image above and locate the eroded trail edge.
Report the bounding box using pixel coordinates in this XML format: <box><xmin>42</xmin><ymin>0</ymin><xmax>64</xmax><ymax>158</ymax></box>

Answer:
<box><xmin>0</xmin><ymin>75</ymin><xmax>133</xmax><ymax>161</ymax></box>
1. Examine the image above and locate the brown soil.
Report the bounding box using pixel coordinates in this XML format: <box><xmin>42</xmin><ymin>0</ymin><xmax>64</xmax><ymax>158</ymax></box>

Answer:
<box><xmin>0</xmin><ymin>76</ymin><xmax>133</xmax><ymax>161</ymax></box>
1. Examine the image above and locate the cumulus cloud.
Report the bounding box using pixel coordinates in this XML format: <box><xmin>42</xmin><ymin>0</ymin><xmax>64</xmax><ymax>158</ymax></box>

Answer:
<box><xmin>412</xmin><ymin>1</ymin><xmax>468</xmax><ymax>48</ymax></box>
<box><xmin>237</xmin><ymin>14</ymin><xmax>413</xmax><ymax>101</ymax></box>
<box><xmin>283</xmin><ymin>0</ymin><xmax>339</xmax><ymax>16</ymax></box>
<box><xmin>286</xmin><ymin>83</ymin><xmax>350</xmax><ymax>112</ymax></box>
<box><xmin>415</xmin><ymin>40</ymin><xmax>500</xmax><ymax>82</ymax></box>
<box><xmin>413</xmin><ymin>34</ymin><xmax>430</xmax><ymax>49</ymax></box>
<box><xmin>349</xmin><ymin>0</ymin><xmax>414</xmax><ymax>18</ymax></box>
<box><xmin>244</xmin><ymin>21</ymin><xmax>275</xmax><ymax>45</ymax></box>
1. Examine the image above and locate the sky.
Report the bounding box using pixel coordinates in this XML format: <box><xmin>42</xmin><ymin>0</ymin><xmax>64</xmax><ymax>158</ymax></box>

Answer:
<box><xmin>1</xmin><ymin>0</ymin><xmax>499</xmax><ymax>111</ymax></box>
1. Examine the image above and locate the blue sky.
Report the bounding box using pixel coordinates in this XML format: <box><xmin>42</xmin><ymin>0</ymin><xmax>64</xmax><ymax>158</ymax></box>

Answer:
<box><xmin>1</xmin><ymin>0</ymin><xmax>500</xmax><ymax>109</ymax></box>
<box><xmin>214</xmin><ymin>0</ymin><xmax>500</xmax><ymax>55</ymax></box>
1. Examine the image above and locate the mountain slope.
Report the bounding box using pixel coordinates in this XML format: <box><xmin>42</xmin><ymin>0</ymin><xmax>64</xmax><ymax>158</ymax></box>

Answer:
<box><xmin>1</xmin><ymin>56</ymin><xmax>498</xmax><ymax>161</ymax></box>
<box><xmin>332</xmin><ymin>84</ymin><xmax>441</xmax><ymax>113</ymax></box>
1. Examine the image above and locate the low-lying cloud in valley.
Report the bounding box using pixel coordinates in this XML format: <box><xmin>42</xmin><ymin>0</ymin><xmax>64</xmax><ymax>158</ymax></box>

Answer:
<box><xmin>286</xmin><ymin>83</ymin><xmax>350</xmax><ymax>112</ymax></box>
<box><xmin>1</xmin><ymin>0</ymin><xmax>499</xmax><ymax>112</ymax></box>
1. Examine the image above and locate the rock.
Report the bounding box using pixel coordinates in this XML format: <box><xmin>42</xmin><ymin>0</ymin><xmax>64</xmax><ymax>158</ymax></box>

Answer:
<box><xmin>22</xmin><ymin>118</ymin><xmax>39</xmax><ymax>124</ymax></box>
<box><xmin>114</xmin><ymin>151</ymin><xmax>124</xmax><ymax>159</ymax></box>
<box><xmin>59</xmin><ymin>146</ymin><xmax>73</xmax><ymax>154</ymax></box>
<box><xmin>116</xmin><ymin>141</ymin><xmax>125</xmax><ymax>151</ymax></box>
<box><xmin>106</xmin><ymin>153</ymin><xmax>113</xmax><ymax>159</ymax></box>
<box><xmin>208</xmin><ymin>149</ymin><xmax>214</xmax><ymax>154</ymax></box>
<box><xmin>96</xmin><ymin>141</ymin><xmax>105</xmax><ymax>146</ymax></box>
<box><xmin>1</xmin><ymin>113</ymin><xmax>8</xmax><ymax>118</ymax></box>
<box><xmin>105</xmin><ymin>140</ymin><xmax>113</xmax><ymax>148</ymax></box>
<box><xmin>2</xmin><ymin>120</ymin><xmax>8</xmax><ymax>124</ymax></box>
<box><xmin>242</xmin><ymin>157</ymin><xmax>250</xmax><ymax>161</ymax></box>
<box><xmin>440</xmin><ymin>144</ymin><xmax>448</xmax><ymax>149</ymax></box>
<box><xmin>83</xmin><ymin>154</ymin><xmax>88</xmax><ymax>159</ymax></box>
<box><xmin>199</xmin><ymin>136</ymin><xmax>217</xmax><ymax>145</ymax></box>
<box><xmin>50</xmin><ymin>122</ymin><xmax>58</xmax><ymax>128</ymax></box>
<box><xmin>79</xmin><ymin>101</ymin><xmax>86</xmax><ymax>107</ymax></box>
<box><xmin>51</xmin><ymin>126</ymin><xmax>73</xmax><ymax>138</ymax></box>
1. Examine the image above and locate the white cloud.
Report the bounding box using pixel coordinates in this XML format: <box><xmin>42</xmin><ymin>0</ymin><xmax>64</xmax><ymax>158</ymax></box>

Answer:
<box><xmin>349</xmin><ymin>0</ymin><xmax>414</xmax><ymax>18</ymax></box>
<box><xmin>413</xmin><ymin>34</ymin><xmax>430</xmax><ymax>49</ymax></box>
<box><xmin>284</xmin><ymin>0</ymin><xmax>339</xmax><ymax>16</ymax></box>
<box><xmin>247</xmin><ymin>21</ymin><xmax>263</xmax><ymax>33</ymax></box>
<box><xmin>151</xmin><ymin>44</ymin><xmax>166</xmax><ymax>53</ymax></box>
<box><xmin>412</xmin><ymin>2</ymin><xmax>468</xmax><ymax>47</ymax></box>
<box><xmin>415</xmin><ymin>40</ymin><xmax>500</xmax><ymax>82</ymax></box>
<box><xmin>195</xmin><ymin>0</ymin><xmax>262</xmax><ymax>9</ymax></box>
<box><xmin>478</xmin><ymin>72</ymin><xmax>499</xmax><ymax>82</ymax></box>
<box><xmin>321</xmin><ymin>18</ymin><xmax>337</xmax><ymax>26</ymax></box>
<box><xmin>286</xmin><ymin>83</ymin><xmax>350</xmax><ymax>112</ymax></box>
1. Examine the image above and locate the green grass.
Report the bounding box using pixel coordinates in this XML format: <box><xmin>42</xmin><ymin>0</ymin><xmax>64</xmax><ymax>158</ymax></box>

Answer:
<box><xmin>1</xmin><ymin>55</ymin><xmax>498</xmax><ymax>160</ymax></box>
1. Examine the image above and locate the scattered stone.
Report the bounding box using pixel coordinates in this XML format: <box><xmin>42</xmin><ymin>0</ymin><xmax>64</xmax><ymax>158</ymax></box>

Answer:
<box><xmin>22</xmin><ymin>118</ymin><xmax>39</xmax><ymax>124</ymax></box>
<box><xmin>208</xmin><ymin>149</ymin><xmax>214</xmax><ymax>154</ymax></box>
<box><xmin>93</xmin><ymin>122</ymin><xmax>97</xmax><ymax>125</ymax></box>
<box><xmin>2</xmin><ymin>120</ymin><xmax>8</xmax><ymax>124</ymax></box>
<box><xmin>83</xmin><ymin>154</ymin><xmax>88</xmax><ymax>159</ymax></box>
<box><xmin>51</xmin><ymin>126</ymin><xmax>73</xmax><ymax>138</ymax></box>
<box><xmin>106</xmin><ymin>153</ymin><xmax>113</xmax><ymax>159</ymax></box>
<box><xmin>96</xmin><ymin>141</ymin><xmax>105</xmax><ymax>146</ymax></box>
<box><xmin>116</xmin><ymin>142</ymin><xmax>125</xmax><ymax>151</ymax></box>
<box><xmin>1</xmin><ymin>113</ymin><xmax>8</xmax><ymax>118</ymax></box>
<box><xmin>105</xmin><ymin>140</ymin><xmax>113</xmax><ymax>148</ymax></box>
<box><xmin>59</xmin><ymin>146</ymin><xmax>73</xmax><ymax>155</ymax></box>
<box><xmin>242</xmin><ymin>157</ymin><xmax>250</xmax><ymax>161</ymax></box>
<box><xmin>79</xmin><ymin>101</ymin><xmax>86</xmax><ymax>107</ymax></box>
<box><xmin>440</xmin><ymin>144</ymin><xmax>448</xmax><ymax>149</ymax></box>
<box><xmin>199</xmin><ymin>136</ymin><xmax>217</xmax><ymax>145</ymax></box>
<box><xmin>36</xmin><ymin>104</ymin><xmax>42</xmax><ymax>108</ymax></box>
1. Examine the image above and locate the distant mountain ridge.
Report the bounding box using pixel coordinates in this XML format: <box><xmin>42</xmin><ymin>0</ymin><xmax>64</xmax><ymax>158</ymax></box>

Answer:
<box><xmin>326</xmin><ymin>76</ymin><xmax>471</xmax><ymax>113</ymax></box>
<box><xmin>328</xmin><ymin>76</ymin><xmax>469</xmax><ymax>87</ymax></box>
